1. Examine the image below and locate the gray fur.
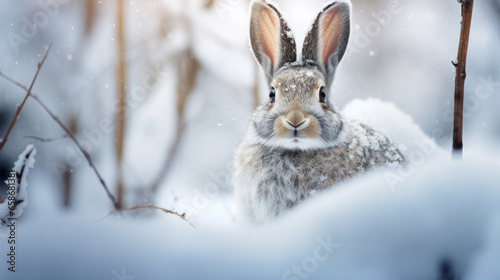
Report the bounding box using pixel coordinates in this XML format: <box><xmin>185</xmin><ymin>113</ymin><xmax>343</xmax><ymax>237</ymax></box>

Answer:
<box><xmin>251</xmin><ymin>66</ymin><xmax>344</xmax><ymax>147</ymax></box>
<box><xmin>234</xmin><ymin>121</ymin><xmax>404</xmax><ymax>222</ymax></box>
<box><xmin>235</xmin><ymin>1</ymin><xmax>404</xmax><ymax>223</ymax></box>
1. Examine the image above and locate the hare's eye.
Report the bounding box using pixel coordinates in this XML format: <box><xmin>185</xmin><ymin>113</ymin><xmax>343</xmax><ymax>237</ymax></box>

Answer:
<box><xmin>269</xmin><ymin>87</ymin><xmax>276</xmax><ymax>103</ymax></box>
<box><xmin>319</xmin><ymin>86</ymin><xmax>326</xmax><ymax>103</ymax></box>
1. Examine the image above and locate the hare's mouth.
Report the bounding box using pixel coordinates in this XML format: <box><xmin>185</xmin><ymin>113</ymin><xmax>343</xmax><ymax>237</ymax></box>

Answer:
<box><xmin>274</xmin><ymin>114</ymin><xmax>320</xmax><ymax>141</ymax></box>
<box><xmin>267</xmin><ymin>137</ymin><xmax>328</xmax><ymax>151</ymax></box>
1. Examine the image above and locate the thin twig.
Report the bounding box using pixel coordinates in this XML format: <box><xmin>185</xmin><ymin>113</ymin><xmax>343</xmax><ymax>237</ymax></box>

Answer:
<box><xmin>149</xmin><ymin>123</ymin><xmax>185</xmax><ymax>193</ymax></box>
<box><xmin>115</xmin><ymin>0</ymin><xmax>127</xmax><ymax>208</ymax></box>
<box><xmin>147</xmin><ymin>2</ymin><xmax>198</xmax><ymax>196</ymax></box>
<box><xmin>0</xmin><ymin>72</ymin><xmax>120</xmax><ymax>211</ymax></box>
<box><xmin>0</xmin><ymin>45</ymin><xmax>51</xmax><ymax>151</ymax></box>
<box><xmin>24</xmin><ymin>134</ymin><xmax>68</xmax><ymax>143</ymax></box>
<box><xmin>149</xmin><ymin>49</ymin><xmax>199</xmax><ymax>194</ymax></box>
<box><xmin>452</xmin><ymin>0</ymin><xmax>474</xmax><ymax>158</ymax></box>
<box><xmin>119</xmin><ymin>205</ymin><xmax>196</xmax><ymax>228</ymax></box>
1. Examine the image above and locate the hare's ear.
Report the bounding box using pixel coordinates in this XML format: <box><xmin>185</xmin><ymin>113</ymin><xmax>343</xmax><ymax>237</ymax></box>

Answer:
<box><xmin>302</xmin><ymin>1</ymin><xmax>350</xmax><ymax>84</ymax></box>
<box><xmin>250</xmin><ymin>0</ymin><xmax>297</xmax><ymax>82</ymax></box>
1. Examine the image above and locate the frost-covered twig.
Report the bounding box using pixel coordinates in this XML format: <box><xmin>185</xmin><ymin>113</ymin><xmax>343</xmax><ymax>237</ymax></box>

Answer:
<box><xmin>119</xmin><ymin>205</ymin><xmax>196</xmax><ymax>229</ymax></box>
<box><xmin>0</xmin><ymin>72</ymin><xmax>120</xmax><ymax>211</ymax></box>
<box><xmin>0</xmin><ymin>145</ymin><xmax>36</xmax><ymax>226</ymax></box>
<box><xmin>452</xmin><ymin>0</ymin><xmax>474</xmax><ymax>158</ymax></box>
<box><xmin>0</xmin><ymin>45</ymin><xmax>51</xmax><ymax>151</ymax></box>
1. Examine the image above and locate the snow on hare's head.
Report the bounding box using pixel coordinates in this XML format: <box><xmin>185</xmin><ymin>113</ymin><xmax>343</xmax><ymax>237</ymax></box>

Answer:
<box><xmin>249</xmin><ymin>0</ymin><xmax>351</xmax><ymax>150</ymax></box>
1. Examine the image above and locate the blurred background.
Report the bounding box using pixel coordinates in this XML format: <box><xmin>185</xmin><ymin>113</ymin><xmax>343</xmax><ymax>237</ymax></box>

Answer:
<box><xmin>0</xmin><ymin>0</ymin><xmax>499</xmax><ymax>226</ymax></box>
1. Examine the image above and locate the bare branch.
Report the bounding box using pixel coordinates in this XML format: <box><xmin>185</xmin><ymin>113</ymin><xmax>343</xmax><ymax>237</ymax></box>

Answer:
<box><xmin>115</xmin><ymin>0</ymin><xmax>127</xmax><ymax>208</ymax></box>
<box><xmin>149</xmin><ymin>123</ymin><xmax>185</xmax><ymax>194</ymax></box>
<box><xmin>0</xmin><ymin>72</ymin><xmax>120</xmax><ymax>211</ymax></box>
<box><xmin>149</xmin><ymin>49</ymin><xmax>199</xmax><ymax>194</ymax></box>
<box><xmin>0</xmin><ymin>45</ymin><xmax>51</xmax><ymax>151</ymax></box>
<box><xmin>119</xmin><ymin>205</ymin><xmax>196</xmax><ymax>229</ymax></box>
<box><xmin>24</xmin><ymin>134</ymin><xmax>68</xmax><ymax>143</ymax></box>
<box><xmin>452</xmin><ymin>0</ymin><xmax>474</xmax><ymax>158</ymax></box>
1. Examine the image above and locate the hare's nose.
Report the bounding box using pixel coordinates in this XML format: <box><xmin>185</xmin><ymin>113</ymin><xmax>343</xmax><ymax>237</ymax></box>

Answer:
<box><xmin>285</xmin><ymin>120</ymin><xmax>306</xmax><ymax>128</ymax></box>
<box><xmin>287</xmin><ymin>110</ymin><xmax>305</xmax><ymax>124</ymax></box>
<box><xmin>283</xmin><ymin>110</ymin><xmax>310</xmax><ymax>130</ymax></box>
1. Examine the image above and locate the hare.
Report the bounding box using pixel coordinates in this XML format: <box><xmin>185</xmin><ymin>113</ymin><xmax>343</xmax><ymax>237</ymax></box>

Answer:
<box><xmin>233</xmin><ymin>0</ymin><xmax>404</xmax><ymax>223</ymax></box>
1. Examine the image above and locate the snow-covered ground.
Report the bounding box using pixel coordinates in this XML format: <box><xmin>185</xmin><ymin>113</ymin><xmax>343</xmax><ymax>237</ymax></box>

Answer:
<box><xmin>2</xmin><ymin>147</ymin><xmax>500</xmax><ymax>279</ymax></box>
<box><xmin>0</xmin><ymin>0</ymin><xmax>500</xmax><ymax>279</ymax></box>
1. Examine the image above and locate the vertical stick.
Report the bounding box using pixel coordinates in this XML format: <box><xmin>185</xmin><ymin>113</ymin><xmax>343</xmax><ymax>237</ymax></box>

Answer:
<box><xmin>452</xmin><ymin>0</ymin><xmax>474</xmax><ymax>158</ymax></box>
<box><xmin>115</xmin><ymin>0</ymin><xmax>126</xmax><ymax>208</ymax></box>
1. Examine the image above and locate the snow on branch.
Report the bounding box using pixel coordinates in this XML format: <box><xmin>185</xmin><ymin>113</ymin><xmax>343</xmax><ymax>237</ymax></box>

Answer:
<box><xmin>0</xmin><ymin>145</ymin><xmax>37</xmax><ymax>226</ymax></box>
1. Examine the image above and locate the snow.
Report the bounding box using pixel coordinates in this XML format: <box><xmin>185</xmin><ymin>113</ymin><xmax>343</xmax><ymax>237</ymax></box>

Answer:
<box><xmin>465</xmin><ymin>215</ymin><xmax>500</xmax><ymax>279</ymax></box>
<box><xmin>342</xmin><ymin>98</ymin><xmax>447</xmax><ymax>158</ymax></box>
<box><xmin>1</xmin><ymin>150</ymin><xmax>500</xmax><ymax>279</ymax></box>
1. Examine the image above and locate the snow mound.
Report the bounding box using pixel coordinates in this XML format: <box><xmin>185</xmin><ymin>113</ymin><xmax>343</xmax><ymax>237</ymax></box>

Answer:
<box><xmin>275</xmin><ymin>156</ymin><xmax>500</xmax><ymax>279</ymax></box>
<box><xmin>342</xmin><ymin>98</ymin><xmax>448</xmax><ymax>190</ymax></box>
<box><xmin>2</xmin><ymin>154</ymin><xmax>500</xmax><ymax>279</ymax></box>
<box><xmin>342</xmin><ymin>98</ymin><xmax>446</xmax><ymax>156</ymax></box>
<box><xmin>465</xmin><ymin>214</ymin><xmax>500</xmax><ymax>279</ymax></box>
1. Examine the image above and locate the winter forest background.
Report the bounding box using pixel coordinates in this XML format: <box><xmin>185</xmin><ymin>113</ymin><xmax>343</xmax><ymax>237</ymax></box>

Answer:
<box><xmin>0</xmin><ymin>0</ymin><xmax>500</xmax><ymax>279</ymax></box>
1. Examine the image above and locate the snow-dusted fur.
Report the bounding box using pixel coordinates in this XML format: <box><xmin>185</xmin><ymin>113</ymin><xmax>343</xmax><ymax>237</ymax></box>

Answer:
<box><xmin>234</xmin><ymin>120</ymin><xmax>403</xmax><ymax>222</ymax></box>
<box><xmin>234</xmin><ymin>0</ymin><xmax>404</xmax><ymax>223</ymax></box>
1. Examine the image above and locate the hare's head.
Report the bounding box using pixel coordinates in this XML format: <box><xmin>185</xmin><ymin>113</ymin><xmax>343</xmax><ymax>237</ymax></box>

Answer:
<box><xmin>249</xmin><ymin>0</ymin><xmax>351</xmax><ymax>150</ymax></box>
